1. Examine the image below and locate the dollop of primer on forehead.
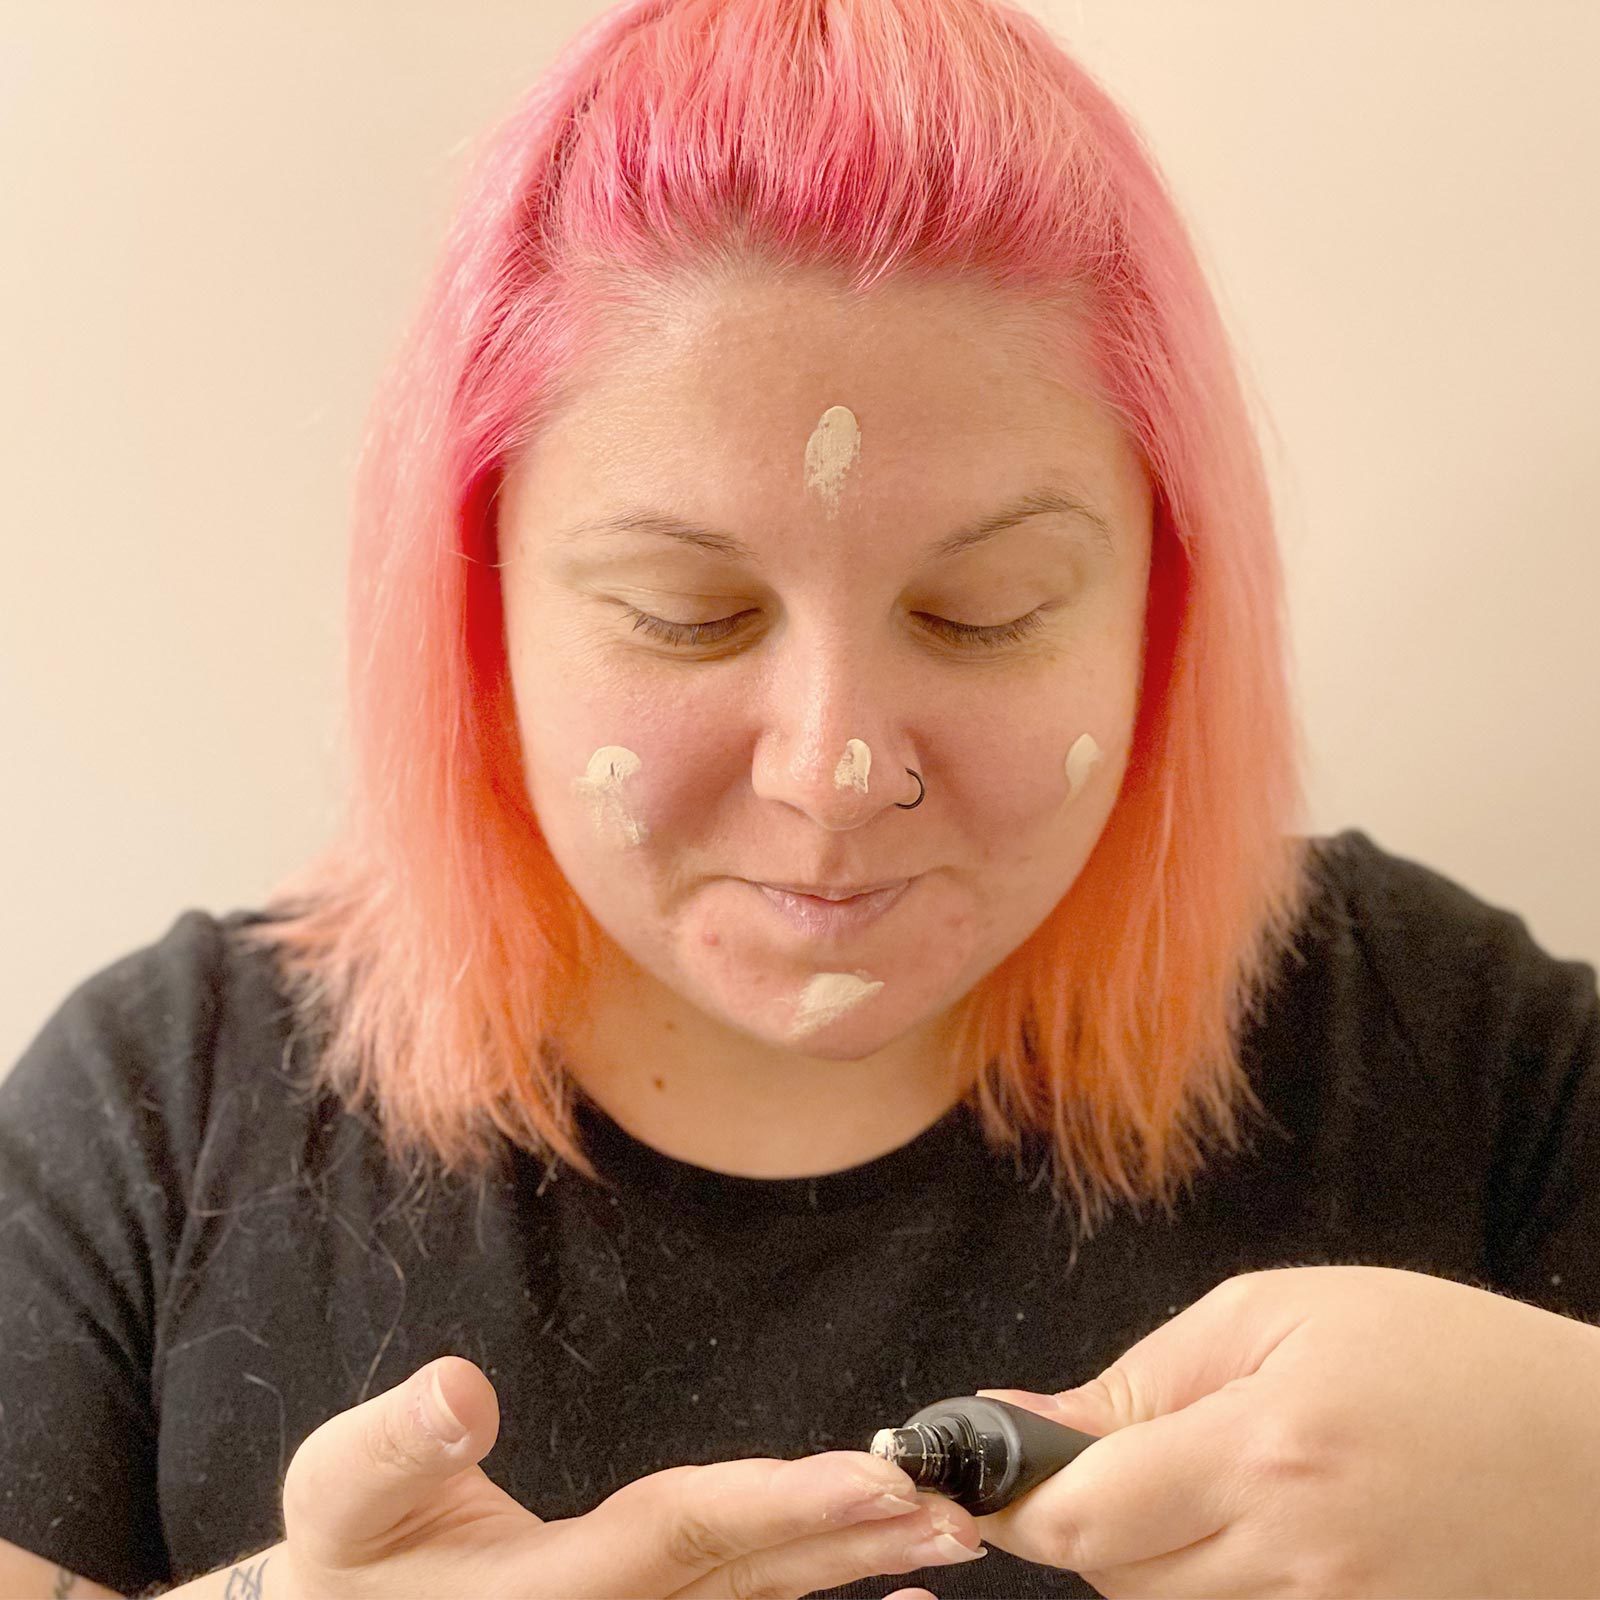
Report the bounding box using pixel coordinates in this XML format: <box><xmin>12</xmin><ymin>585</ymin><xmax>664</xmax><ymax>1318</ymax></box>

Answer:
<box><xmin>803</xmin><ymin>405</ymin><xmax>861</xmax><ymax>516</ymax></box>
<box><xmin>574</xmin><ymin>745</ymin><xmax>649</xmax><ymax>847</ymax></box>
<box><xmin>833</xmin><ymin>738</ymin><xmax>872</xmax><ymax>794</ymax></box>
<box><xmin>1065</xmin><ymin>733</ymin><xmax>1103</xmax><ymax>803</ymax></box>
<box><xmin>790</xmin><ymin>971</ymin><xmax>885</xmax><ymax>1039</ymax></box>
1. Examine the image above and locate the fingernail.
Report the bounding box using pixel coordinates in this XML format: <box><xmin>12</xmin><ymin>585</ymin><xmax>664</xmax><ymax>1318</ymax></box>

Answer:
<box><xmin>904</xmin><ymin>1532</ymin><xmax>988</xmax><ymax>1566</ymax></box>
<box><xmin>845</xmin><ymin>1490</ymin><xmax>923</xmax><ymax>1524</ymax></box>
<box><xmin>979</xmin><ymin>1387</ymin><xmax>1058</xmax><ymax>1406</ymax></box>
<box><xmin>418</xmin><ymin>1366</ymin><xmax>467</xmax><ymax>1443</ymax></box>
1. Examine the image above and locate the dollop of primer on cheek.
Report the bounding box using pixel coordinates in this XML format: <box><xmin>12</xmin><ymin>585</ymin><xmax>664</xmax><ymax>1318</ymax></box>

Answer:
<box><xmin>833</xmin><ymin>738</ymin><xmax>872</xmax><ymax>794</ymax></box>
<box><xmin>573</xmin><ymin>745</ymin><xmax>649</xmax><ymax>847</ymax></box>
<box><xmin>1064</xmin><ymin>733</ymin><xmax>1103</xmax><ymax>804</ymax></box>
<box><xmin>789</xmin><ymin>971</ymin><xmax>885</xmax><ymax>1039</ymax></box>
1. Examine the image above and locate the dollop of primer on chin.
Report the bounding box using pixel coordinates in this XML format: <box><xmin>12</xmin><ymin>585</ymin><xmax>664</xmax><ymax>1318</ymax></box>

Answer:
<box><xmin>790</xmin><ymin>971</ymin><xmax>885</xmax><ymax>1039</ymax></box>
<box><xmin>574</xmin><ymin>745</ymin><xmax>649</xmax><ymax>847</ymax></box>
<box><xmin>833</xmin><ymin>738</ymin><xmax>872</xmax><ymax>794</ymax></box>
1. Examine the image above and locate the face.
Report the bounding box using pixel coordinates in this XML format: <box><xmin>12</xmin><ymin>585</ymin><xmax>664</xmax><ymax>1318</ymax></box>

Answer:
<box><xmin>498</xmin><ymin>267</ymin><xmax>1152</xmax><ymax>1072</ymax></box>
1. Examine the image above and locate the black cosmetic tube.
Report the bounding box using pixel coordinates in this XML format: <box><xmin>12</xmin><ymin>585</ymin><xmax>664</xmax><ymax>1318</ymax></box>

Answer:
<box><xmin>867</xmin><ymin>1394</ymin><xmax>1101</xmax><ymax>1515</ymax></box>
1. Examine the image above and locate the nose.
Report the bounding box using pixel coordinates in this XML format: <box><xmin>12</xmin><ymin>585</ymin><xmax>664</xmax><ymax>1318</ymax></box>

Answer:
<box><xmin>749</xmin><ymin>638</ymin><xmax>921</xmax><ymax>831</ymax></box>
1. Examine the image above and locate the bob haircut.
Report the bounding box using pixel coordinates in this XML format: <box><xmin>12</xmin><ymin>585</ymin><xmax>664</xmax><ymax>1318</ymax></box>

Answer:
<box><xmin>240</xmin><ymin>0</ymin><xmax>1317</xmax><ymax>1243</ymax></box>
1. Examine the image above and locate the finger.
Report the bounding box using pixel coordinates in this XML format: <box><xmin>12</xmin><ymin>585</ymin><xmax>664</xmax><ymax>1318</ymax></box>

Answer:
<box><xmin>283</xmin><ymin>1357</ymin><xmax>501</xmax><ymax>1564</ymax></box>
<box><xmin>668</xmin><ymin>1488</ymin><xmax>986</xmax><ymax>1599</ymax></box>
<box><xmin>568</xmin><ymin>1449</ymin><xmax>947</xmax><ymax>1596</ymax></box>
<box><xmin>975</xmin><ymin>1385</ymin><xmax>1248</xmax><ymax>1576</ymax></box>
<box><xmin>1068</xmin><ymin>1515</ymin><xmax>1296</xmax><ymax>1600</ymax></box>
<box><xmin>1060</xmin><ymin>1271</ymin><xmax>1308</xmax><ymax>1430</ymax></box>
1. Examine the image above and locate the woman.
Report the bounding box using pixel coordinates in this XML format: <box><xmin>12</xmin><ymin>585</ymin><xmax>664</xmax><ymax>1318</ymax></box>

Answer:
<box><xmin>3</xmin><ymin>0</ymin><xmax>1596</xmax><ymax>1596</ymax></box>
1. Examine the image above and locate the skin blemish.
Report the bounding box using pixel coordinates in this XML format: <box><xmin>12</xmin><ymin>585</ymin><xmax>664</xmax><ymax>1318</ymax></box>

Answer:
<box><xmin>789</xmin><ymin>971</ymin><xmax>886</xmax><ymax>1039</ymax></box>
<box><xmin>1065</xmin><ymin>733</ymin><xmax>1103</xmax><ymax>803</ymax></box>
<box><xmin>833</xmin><ymin>738</ymin><xmax>872</xmax><ymax>794</ymax></box>
<box><xmin>574</xmin><ymin>745</ymin><xmax>649</xmax><ymax>847</ymax></box>
<box><xmin>803</xmin><ymin>404</ymin><xmax>861</xmax><ymax>517</ymax></box>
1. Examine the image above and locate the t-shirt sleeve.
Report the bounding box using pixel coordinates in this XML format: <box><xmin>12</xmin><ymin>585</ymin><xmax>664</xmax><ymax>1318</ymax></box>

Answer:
<box><xmin>0</xmin><ymin>911</ymin><xmax>224</xmax><ymax>1597</ymax></box>
<box><xmin>1322</xmin><ymin>831</ymin><xmax>1600</xmax><ymax>1325</ymax></box>
<box><xmin>1481</xmin><ymin>927</ymin><xmax>1600</xmax><ymax>1323</ymax></box>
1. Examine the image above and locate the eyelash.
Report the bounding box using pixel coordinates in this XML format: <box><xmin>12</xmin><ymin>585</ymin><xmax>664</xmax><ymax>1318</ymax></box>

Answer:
<box><xmin>620</xmin><ymin>605</ymin><xmax>1050</xmax><ymax>651</ymax></box>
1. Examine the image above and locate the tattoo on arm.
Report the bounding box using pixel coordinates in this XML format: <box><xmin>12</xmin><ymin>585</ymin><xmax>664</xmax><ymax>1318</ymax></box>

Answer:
<box><xmin>52</xmin><ymin>1570</ymin><xmax>78</xmax><ymax>1598</ymax></box>
<box><xmin>222</xmin><ymin>1555</ymin><xmax>270</xmax><ymax>1600</ymax></box>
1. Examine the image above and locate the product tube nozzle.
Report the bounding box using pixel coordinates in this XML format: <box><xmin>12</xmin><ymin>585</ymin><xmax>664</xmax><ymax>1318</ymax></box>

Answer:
<box><xmin>867</xmin><ymin>1395</ymin><xmax>1101</xmax><ymax>1516</ymax></box>
<box><xmin>869</xmin><ymin>1423</ymin><xmax>952</xmax><ymax>1485</ymax></box>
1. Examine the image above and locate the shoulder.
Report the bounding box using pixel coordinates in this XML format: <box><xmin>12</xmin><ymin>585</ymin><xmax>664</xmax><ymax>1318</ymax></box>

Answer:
<box><xmin>8</xmin><ymin>906</ymin><xmax>278</xmax><ymax>1079</ymax></box>
<box><xmin>2</xmin><ymin>907</ymin><xmax>298</xmax><ymax>1199</ymax></box>
<box><xmin>1301</xmin><ymin>827</ymin><xmax>1598</xmax><ymax>1068</ymax></box>
<box><xmin>1310</xmin><ymin>827</ymin><xmax>1550</xmax><ymax>944</ymax></box>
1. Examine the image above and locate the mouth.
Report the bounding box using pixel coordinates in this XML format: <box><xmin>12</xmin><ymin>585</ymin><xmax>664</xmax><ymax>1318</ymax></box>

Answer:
<box><xmin>757</xmin><ymin>879</ymin><xmax>909</xmax><ymax>901</ymax></box>
<box><xmin>745</xmin><ymin>878</ymin><xmax>913</xmax><ymax>940</ymax></box>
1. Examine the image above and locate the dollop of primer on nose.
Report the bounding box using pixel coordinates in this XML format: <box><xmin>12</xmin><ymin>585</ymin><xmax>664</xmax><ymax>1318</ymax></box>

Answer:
<box><xmin>1065</xmin><ymin>733</ymin><xmax>1103</xmax><ymax>803</ymax></box>
<box><xmin>803</xmin><ymin>405</ymin><xmax>861</xmax><ymax>516</ymax></box>
<box><xmin>574</xmin><ymin>745</ymin><xmax>649</xmax><ymax>847</ymax></box>
<box><xmin>833</xmin><ymin>738</ymin><xmax>872</xmax><ymax>794</ymax></box>
<box><xmin>790</xmin><ymin>971</ymin><xmax>886</xmax><ymax>1039</ymax></box>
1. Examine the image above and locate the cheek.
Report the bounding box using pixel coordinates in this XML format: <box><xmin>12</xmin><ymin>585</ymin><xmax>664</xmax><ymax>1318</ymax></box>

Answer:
<box><xmin>939</xmin><ymin>683</ymin><xmax>1121</xmax><ymax>845</ymax></box>
<box><xmin>515</xmin><ymin>666</ymin><xmax>727</xmax><ymax>865</ymax></box>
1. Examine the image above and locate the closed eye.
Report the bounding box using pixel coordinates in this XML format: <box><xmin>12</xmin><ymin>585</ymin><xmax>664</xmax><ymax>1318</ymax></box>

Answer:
<box><xmin>619</xmin><ymin>605</ymin><xmax>1051</xmax><ymax>651</ymax></box>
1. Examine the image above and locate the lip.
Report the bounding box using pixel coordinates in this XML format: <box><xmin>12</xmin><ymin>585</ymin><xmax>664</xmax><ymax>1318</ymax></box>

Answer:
<box><xmin>759</xmin><ymin>879</ymin><xmax>907</xmax><ymax>900</ymax></box>
<box><xmin>748</xmin><ymin>878</ymin><xmax>912</xmax><ymax>939</ymax></box>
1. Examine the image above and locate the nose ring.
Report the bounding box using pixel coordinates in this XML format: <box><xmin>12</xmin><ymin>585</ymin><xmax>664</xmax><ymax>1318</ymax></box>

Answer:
<box><xmin>894</xmin><ymin>768</ymin><xmax>925</xmax><ymax>810</ymax></box>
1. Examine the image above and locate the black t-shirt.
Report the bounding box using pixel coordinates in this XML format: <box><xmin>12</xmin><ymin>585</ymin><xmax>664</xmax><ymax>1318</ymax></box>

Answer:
<box><xmin>2</xmin><ymin>828</ymin><xmax>1597</xmax><ymax>1599</ymax></box>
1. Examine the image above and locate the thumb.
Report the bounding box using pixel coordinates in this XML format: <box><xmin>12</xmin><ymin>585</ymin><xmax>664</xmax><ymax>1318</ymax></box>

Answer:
<box><xmin>284</xmin><ymin>1357</ymin><xmax>501</xmax><ymax>1556</ymax></box>
<box><xmin>977</xmin><ymin>1273</ymin><xmax>1303</xmax><ymax>1437</ymax></box>
<box><xmin>974</xmin><ymin>1381</ymin><xmax>1119</xmax><ymax>1436</ymax></box>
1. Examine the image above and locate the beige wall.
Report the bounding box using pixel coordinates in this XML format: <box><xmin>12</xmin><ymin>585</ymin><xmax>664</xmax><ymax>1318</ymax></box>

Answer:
<box><xmin>4</xmin><ymin>1</ymin><xmax>1597</xmax><ymax>1070</ymax></box>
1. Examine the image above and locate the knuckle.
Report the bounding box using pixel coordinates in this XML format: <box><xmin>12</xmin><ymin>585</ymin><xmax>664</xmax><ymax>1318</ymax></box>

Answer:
<box><xmin>1244</xmin><ymin>1412</ymin><xmax>1319</xmax><ymax>1484</ymax></box>
<box><xmin>280</xmin><ymin>1456</ymin><xmax>312</xmax><ymax>1529</ymax></box>
<box><xmin>364</xmin><ymin>1391</ymin><xmax>435</xmax><ymax>1476</ymax></box>
<box><xmin>664</xmin><ymin>1505</ymin><xmax>745</xmax><ymax>1571</ymax></box>
<box><xmin>280</xmin><ymin>1426</ymin><xmax>332</xmax><ymax>1529</ymax></box>
<box><xmin>280</xmin><ymin>1453</ymin><xmax>340</xmax><ymax>1570</ymax></box>
<box><xmin>722</xmin><ymin>1562</ymin><xmax>796</xmax><ymax>1600</ymax></box>
<box><xmin>1206</xmin><ymin>1270</ymin><xmax>1262</xmax><ymax>1313</ymax></box>
<box><xmin>1087</xmin><ymin>1361</ymin><xmax>1142</xmax><ymax>1423</ymax></box>
<box><xmin>1040</xmin><ymin>1513</ymin><xmax>1095</xmax><ymax>1574</ymax></box>
<box><xmin>606</xmin><ymin>1463</ymin><xmax>690</xmax><ymax>1517</ymax></box>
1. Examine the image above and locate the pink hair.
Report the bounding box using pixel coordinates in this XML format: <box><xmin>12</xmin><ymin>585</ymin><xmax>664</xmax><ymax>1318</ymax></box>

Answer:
<box><xmin>239</xmin><ymin>0</ymin><xmax>1316</xmax><ymax>1240</ymax></box>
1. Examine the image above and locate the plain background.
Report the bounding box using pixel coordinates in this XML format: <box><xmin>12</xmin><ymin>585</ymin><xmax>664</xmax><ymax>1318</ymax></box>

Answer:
<box><xmin>3</xmin><ymin>1</ymin><xmax>1597</xmax><ymax>1072</ymax></box>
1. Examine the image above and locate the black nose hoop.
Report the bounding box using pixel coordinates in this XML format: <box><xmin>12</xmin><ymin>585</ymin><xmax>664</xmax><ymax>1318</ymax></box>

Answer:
<box><xmin>894</xmin><ymin>769</ymin><xmax>925</xmax><ymax>810</ymax></box>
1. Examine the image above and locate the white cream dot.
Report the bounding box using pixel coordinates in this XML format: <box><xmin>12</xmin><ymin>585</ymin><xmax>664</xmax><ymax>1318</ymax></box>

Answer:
<box><xmin>790</xmin><ymin>971</ymin><xmax>884</xmax><ymax>1038</ymax></box>
<box><xmin>833</xmin><ymin>738</ymin><xmax>872</xmax><ymax>794</ymax></box>
<box><xmin>1065</xmin><ymin>733</ymin><xmax>1103</xmax><ymax>802</ymax></box>
<box><xmin>803</xmin><ymin>405</ymin><xmax>861</xmax><ymax>516</ymax></box>
<box><xmin>573</xmin><ymin>745</ymin><xmax>648</xmax><ymax>847</ymax></box>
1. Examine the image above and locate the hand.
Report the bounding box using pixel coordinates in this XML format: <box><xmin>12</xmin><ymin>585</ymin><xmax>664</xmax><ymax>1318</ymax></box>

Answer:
<box><xmin>279</xmin><ymin>1355</ymin><xmax>987</xmax><ymax>1599</ymax></box>
<box><xmin>974</xmin><ymin>1265</ymin><xmax>1600</xmax><ymax>1598</ymax></box>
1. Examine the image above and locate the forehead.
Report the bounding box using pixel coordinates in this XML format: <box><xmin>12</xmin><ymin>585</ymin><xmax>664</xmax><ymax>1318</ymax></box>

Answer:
<box><xmin>501</xmin><ymin>269</ymin><xmax>1144</xmax><ymax>543</ymax></box>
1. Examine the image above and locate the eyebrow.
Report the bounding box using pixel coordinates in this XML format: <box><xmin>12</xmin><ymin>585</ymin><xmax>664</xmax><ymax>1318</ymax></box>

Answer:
<box><xmin>554</xmin><ymin>486</ymin><xmax>1115</xmax><ymax>563</ymax></box>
